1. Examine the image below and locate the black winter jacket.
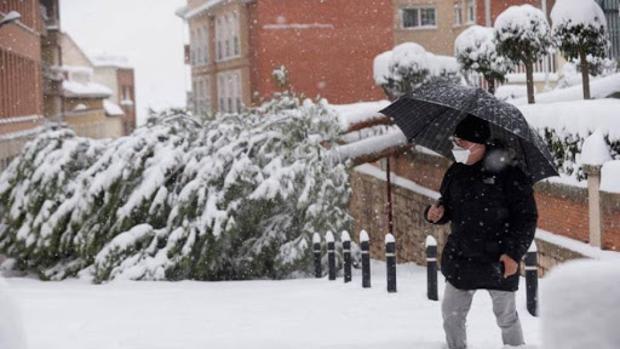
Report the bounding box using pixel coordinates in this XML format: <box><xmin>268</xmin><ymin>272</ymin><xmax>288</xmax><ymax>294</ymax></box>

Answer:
<box><xmin>425</xmin><ymin>155</ymin><xmax>538</xmax><ymax>291</ymax></box>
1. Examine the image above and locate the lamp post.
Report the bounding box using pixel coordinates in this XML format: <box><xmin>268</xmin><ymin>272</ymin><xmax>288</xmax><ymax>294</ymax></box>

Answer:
<box><xmin>0</xmin><ymin>11</ymin><xmax>21</xmax><ymax>29</ymax></box>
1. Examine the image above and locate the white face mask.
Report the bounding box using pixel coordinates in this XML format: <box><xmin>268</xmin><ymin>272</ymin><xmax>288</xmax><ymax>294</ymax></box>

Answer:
<box><xmin>452</xmin><ymin>146</ymin><xmax>471</xmax><ymax>164</ymax></box>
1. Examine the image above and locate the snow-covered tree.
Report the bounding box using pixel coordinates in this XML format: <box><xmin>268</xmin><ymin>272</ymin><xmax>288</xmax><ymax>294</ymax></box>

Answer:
<box><xmin>374</xmin><ymin>42</ymin><xmax>460</xmax><ymax>100</ymax></box>
<box><xmin>494</xmin><ymin>5</ymin><xmax>553</xmax><ymax>104</ymax></box>
<box><xmin>272</xmin><ymin>65</ymin><xmax>290</xmax><ymax>90</ymax></box>
<box><xmin>0</xmin><ymin>93</ymin><xmax>353</xmax><ymax>282</ymax></box>
<box><xmin>455</xmin><ymin>25</ymin><xmax>512</xmax><ymax>94</ymax></box>
<box><xmin>551</xmin><ymin>0</ymin><xmax>610</xmax><ymax>99</ymax></box>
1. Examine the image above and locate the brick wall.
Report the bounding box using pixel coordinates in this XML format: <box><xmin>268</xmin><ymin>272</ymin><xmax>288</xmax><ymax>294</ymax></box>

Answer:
<box><xmin>0</xmin><ymin>9</ymin><xmax>43</xmax><ymax>122</ymax></box>
<box><xmin>475</xmin><ymin>0</ymin><xmax>553</xmax><ymax>26</ymax></box>
<box><xmin>601</xmin><ymin>191</ymin><xmax>620</xmax><ymax>250</ymax></box>
<box><xmin>249</xmin><ymin>0</ymin><xmax>393</xmax><ymax>104</ymax></box>
<box><xmin>534</xmin><ymin>183</ymin><xmax>589</xmax><ymax>244</ymax></box>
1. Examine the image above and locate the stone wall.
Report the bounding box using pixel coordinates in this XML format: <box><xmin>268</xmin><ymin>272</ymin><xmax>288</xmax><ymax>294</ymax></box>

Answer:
<box><xmin>349</xmin><ymin>164</ymin><xmax>449</xmax><ymax>265</ymax></box>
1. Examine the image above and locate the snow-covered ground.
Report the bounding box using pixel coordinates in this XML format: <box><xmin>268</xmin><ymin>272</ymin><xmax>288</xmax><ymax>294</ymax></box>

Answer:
<box><xmin>4</xmin><ymin>261</ymin><xmax>541</xmax><ymax>349</ymax></box>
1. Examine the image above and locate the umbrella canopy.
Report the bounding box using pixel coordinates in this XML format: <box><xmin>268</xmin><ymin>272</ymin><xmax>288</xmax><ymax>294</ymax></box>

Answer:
<box><xmin>379</xmin><ymin>80</ymin><xmax>558</xmax><ymax>183</ymax></box>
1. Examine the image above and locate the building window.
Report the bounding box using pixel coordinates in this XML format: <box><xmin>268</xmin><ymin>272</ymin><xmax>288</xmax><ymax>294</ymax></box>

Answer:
<box><xmin>190</xmin><ymin>29</ymin><xmax>196</xmax><ymax>65</ymax></box>
<box><xmin>200</xmin><ymin>26</ymin><xmax>208</xmax><ymax>64</ymax></box>
<box><xmin>454</xmin><ymin>3</ymin><xmax>463</xmax><ymax>26</ymax></box>
<box><xmin>466</xmin><ymin>0</ymin><xmax>475</xmax><ymax>24</ymax></box>
<box><xmin>232</xmin><ymin>13</ymin><xmax>240</xmax><ymax>55</ymax></box>
<box><xmin>122</xmin><ymin>86</ymin><xmax>132</xmax><ymax>103</ymax></box>
<box><xmin>216</xmin><ymin>12</ymin><xmax>241</xmax><ymax>62</ymax></box>
<box><xmin>217</xmin><ymin>70</ymin><xmax>242</xmax><ymax>113</ymax></box>
<box><xmin>420</xmin><ymin>8</ymin><xmax>436</xmax><ymax>26</ymax></box>
<box><xmin>401</xmin><ymin>8</ymin><xmax>436</xmax><ymax>29</ymax></box>
<box><xmin>216</xmin><ymin>18</ymin><xmax>222</xmax><ymax>61</ymax></box>
<box><xmin>193</xmin><ymin>77</ymin><xmax>211</xmax><ymax>115</ymax></box>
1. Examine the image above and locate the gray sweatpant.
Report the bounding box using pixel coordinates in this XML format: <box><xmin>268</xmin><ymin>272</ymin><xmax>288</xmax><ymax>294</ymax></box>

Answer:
<box><xmin>442</xmin><ymin>282</ymin><xmax>524</xmax><ymax>349</ymax></box>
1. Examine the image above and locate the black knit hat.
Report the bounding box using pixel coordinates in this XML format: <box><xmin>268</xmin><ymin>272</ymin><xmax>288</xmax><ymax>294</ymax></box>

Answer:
<box><xmin>454</xmin><ymin>115</ymin><xmax>490</xmax><ymax>144</ymax></box>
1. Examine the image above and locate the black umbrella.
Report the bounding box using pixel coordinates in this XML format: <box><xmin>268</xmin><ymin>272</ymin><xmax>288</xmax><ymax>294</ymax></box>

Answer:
<box><xmin>379</xmin><ymin>80</ymin><xmax>558</xmax><ymax>183</ymax></box>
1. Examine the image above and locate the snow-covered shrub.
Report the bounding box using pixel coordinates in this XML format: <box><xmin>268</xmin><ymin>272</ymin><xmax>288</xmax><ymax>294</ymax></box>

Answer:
<box><xmin>540</xmin><ymin>128</ymin><xmax>619</xmax><ymax>181</ymax></box>
<box><xmin>551</xmin><ymin>0</ymin><xmax>610</xmax><ymax>99</ymax></box>
<box><xmin>455</xmin><ymin>25</ymin><xmax>512</xmax><ymax>94</ymax></box>
<box><xmin>0</xmin><ymin>93</ymin><xmax>353</xmax><ymax>282</ymax></box>
<box><xmin>374</xmin><ymin>42</ymin><xmax>460</xmax><ymax>99</ymax></box>
<box><xmin>272</xmin><ymin>65</ymin><xmax>289</xmax><ymax>90</ymax></box>
<box><xmin>494</xmin><ymin>4</ymin><xmax>553</xmax><ymax>104</ymax></box>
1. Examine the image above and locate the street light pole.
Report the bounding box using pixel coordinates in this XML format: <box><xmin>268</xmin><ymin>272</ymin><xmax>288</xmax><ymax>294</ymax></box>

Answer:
<box><xmin>0</xmin><ymin>11</ymin><xmax>21</xmax><ymax>29</ymax></box>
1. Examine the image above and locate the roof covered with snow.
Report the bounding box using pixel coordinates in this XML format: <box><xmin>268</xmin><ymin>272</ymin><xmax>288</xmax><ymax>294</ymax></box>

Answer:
<box><xmin>91</xmin><ymin>54</ymin><xmax>132</xmax><ymax>69</ymax></box>
<box><xmin>178</xmin><ymin>0</ymin><xmax>227</xmax><ymax>19</ymax></box>
<box><xmin>103</xmin><ymin>100</ymin><xmax>125</xmax><ymax>117</ymax></box>
<box><xmin>63</xmin><ymin>80</ymin><xmax>112</xmax><ymax>99</ymax></box>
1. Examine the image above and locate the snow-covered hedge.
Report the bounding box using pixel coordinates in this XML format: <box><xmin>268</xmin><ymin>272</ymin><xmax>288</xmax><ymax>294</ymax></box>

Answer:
<box><xmin>0</xmin><ymin>94</ymin><xmax>353</xmax><ymax>282</ymax></box>
<box><xmin>518</xmin><ymin>99</ymin><xmax>620</xmax><ymax>181</ymax></box>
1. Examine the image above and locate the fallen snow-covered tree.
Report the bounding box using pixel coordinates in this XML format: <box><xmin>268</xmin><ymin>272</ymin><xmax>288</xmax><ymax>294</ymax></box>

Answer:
<box><xmin>0</xmin><ymin>94</ymin><xmax>353</xmax><ymax>282</ymax></box>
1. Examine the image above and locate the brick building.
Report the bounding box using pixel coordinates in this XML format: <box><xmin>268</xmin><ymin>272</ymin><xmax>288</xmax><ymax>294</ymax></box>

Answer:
<box><xmin>59</xmin><ymin>33</ymin><xmax>128</xmax><ymax>139</ymax></box>
<box><xmin>393</xmin><ymin>1</ymin><xmax>556</xmax><ymax>56</ymax></box>
<box><xmin>177</xmin><ymin>0</ymin><xmax>393</xmax><ymax>115</ymax></box>
<box><xmin>91</xmin><ymin>54</ymin><xmax>137</xmax><ymax>135</ymax></box>
<box><xmin>0</xmin><ymin>0</ymin><xmax>61</xmax><ymax>169</ymax></box>
<box><xmin>178</xmin><ymin>0</ymin><xmax>595</xmax><ymax>114</ymax></box>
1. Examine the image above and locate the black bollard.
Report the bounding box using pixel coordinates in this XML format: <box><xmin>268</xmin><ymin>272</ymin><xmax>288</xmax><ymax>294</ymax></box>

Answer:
<box><xmin>426</xmin><ymin>235</ymin><xmax>438</xmax><ymax>301</ymax></box>
<box><xmin>342</xmin><ymin>231</ymin><xmax>352</xmax><ymax>283</ymax></box>
<box><xmin>385</xmin><ymin>233</ymin><xmax>397</xmax><ymax>293</ymax></box>
<box><xmin>525</xmin><ymin>242</ymin><xmax>539</xmax><ymax>317</ymax></box>
<box><xmin>326</xmin><ymin>231</ymin><xmax>336</xmax><ymax>281</ymax></box>
<box><xmin>360</xmin><ymin>230</ymin><xmax>371</xmax><ymax>288</ymax></box>
<box><xmin>313</xmin><ymin>233</ymin><xmax>321</xmax><ymax>278</ymax></box>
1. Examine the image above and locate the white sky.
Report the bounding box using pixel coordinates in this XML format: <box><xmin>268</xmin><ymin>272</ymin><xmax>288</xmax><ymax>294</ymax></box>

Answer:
<box><xmin>60</xmin><ymin>0</ymin><xmax>189</xmax><ymax>125</ymax></box>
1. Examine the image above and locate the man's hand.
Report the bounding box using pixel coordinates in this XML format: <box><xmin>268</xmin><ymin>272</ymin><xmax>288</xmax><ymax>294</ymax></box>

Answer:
<box><xmin>427</xmin><ymin>204</ymin><xmax>445</xmax><ymax>223</ymax></box>
<box><xmin>500</xmin><ymin>254</ymin><xmax>519</xmax><ymax>278</ymax></box>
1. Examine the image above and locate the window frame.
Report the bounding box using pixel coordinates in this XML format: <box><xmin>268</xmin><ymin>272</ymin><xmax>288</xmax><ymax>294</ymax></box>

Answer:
<box><xmin>466</xmin><ymin>0</ymin><xmax>476</xmax><ymax>24</ymax></box>
<box><xmin>454</xmin><ymin>3</ymin><xmax>463</xmax><ymax>26</ymax></box>
<box><xmin>215</xmin><ymin>12</ymin><xmax>241</xmax><ymax>63</ymax></box>
<box><xmin>216</xmin><ymin>70</ymin><xmax>243</xmax><ymax>113</ymax></box>
<box><xmin>400</xmin><ymin>7</ymin><xmax>437</xmax><ymax>30</ymax></box>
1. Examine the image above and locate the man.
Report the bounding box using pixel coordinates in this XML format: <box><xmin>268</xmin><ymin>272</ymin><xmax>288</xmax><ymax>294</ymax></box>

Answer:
<box><xmin>424</xmin><ymin>115</ymin><xmax>538</xmax><ymax>349</ymax></box>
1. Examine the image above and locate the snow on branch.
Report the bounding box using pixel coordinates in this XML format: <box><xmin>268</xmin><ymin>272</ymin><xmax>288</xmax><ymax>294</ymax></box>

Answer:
<box><xmin>332</xmin><ymin>128</ymin><xmax>409</xmax><ymax>166</ymax></box>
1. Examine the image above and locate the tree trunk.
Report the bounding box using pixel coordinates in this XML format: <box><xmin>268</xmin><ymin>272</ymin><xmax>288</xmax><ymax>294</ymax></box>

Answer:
<box><xmin>579</xmin><ymin>49</ymin><xmax>591</xmax><ymax>100</ymax></box>
<box><xmin>486</xmin><ymin>78</ymin><xmax>496</xmax><ymax>95</ymax></box>
<box><xmin>525</xmin><ymin>59</ymin><xmax>535</xmax><ymax>104</ymax></box>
